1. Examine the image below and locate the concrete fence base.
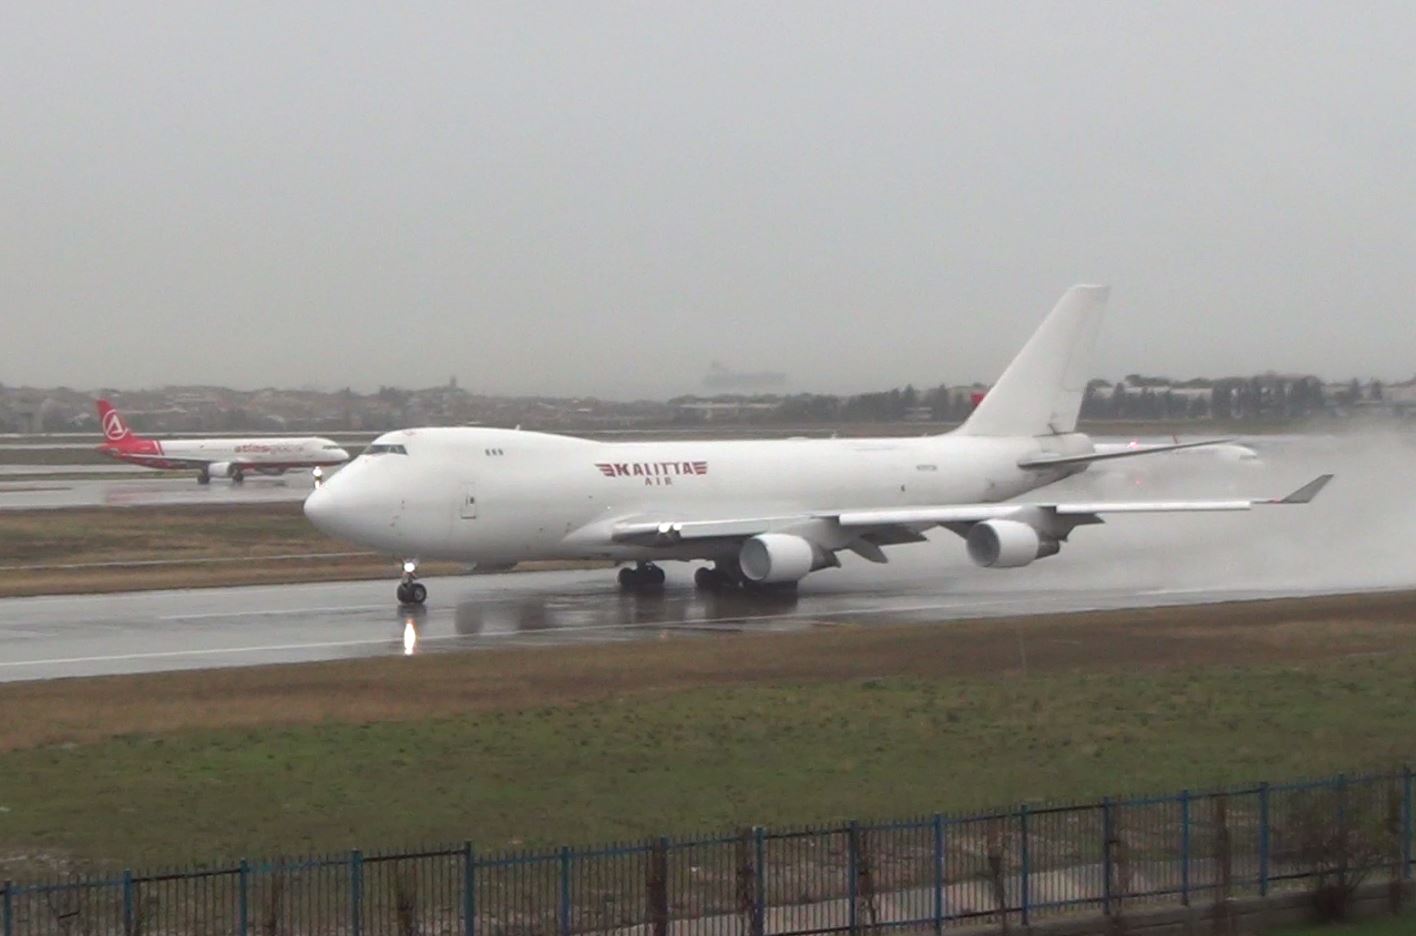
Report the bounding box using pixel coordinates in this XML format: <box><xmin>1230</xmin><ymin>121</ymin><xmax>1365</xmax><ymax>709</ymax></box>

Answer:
<box><xmin>939</xmin><ymin>880</ymin><xmax>1414</xmax><ymax>936</ymax></box>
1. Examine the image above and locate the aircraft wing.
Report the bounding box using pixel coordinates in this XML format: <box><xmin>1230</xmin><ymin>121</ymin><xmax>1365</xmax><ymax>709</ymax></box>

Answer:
<box><xmin>838</xmin><ymin>473</ymin><xmax>1330</xmax><ymax>524</ymax></box>
<box><xmin>609</xmin><ymin>475</ymin><xmax>1332</xmax><ymax>547</ymax></box>
<box><xmin>113</xmin><ymin>452</ymin><xmax>214</xmax><ymax>469</ymax></box>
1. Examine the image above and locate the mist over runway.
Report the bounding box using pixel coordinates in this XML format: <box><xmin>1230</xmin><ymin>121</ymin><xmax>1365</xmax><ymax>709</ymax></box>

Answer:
<box><xmin>0</xmin><ymin>430</ymin><xmax>1410</xmax><ymax>683</ymax></box>
<box><xmin>0</xmin><ymin>472</ymin><xmax>317</xmax><ymax>510</ymax></box>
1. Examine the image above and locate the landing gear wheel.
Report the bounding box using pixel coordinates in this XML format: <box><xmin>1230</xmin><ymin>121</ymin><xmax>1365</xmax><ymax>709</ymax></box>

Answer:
<box><xmin>196</xmin><ymin>471</ymin><xmax>210</xmax><ymax>486</ymax></box>
<box><xmin>231</xmin><ymin>469</ymin><xmax>244</xmax><ymax>485</ymax></box>
<box><xmin>397</xmin><ymin>560</ymin><xmax>425</xmax><ymax>605</ymax></box>
<box><xmin>694</xmin><ymin>566</ymin><xmax>727</xmax><ymax>591</ymax></box>
<box><xmin>618</xmin><ymin>562</ymin><xmax>666</xmax><ymax>592</ymax></box>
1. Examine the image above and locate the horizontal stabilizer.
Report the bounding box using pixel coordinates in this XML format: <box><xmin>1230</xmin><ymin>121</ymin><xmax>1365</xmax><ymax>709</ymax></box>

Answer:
<box><xmin>1018</xmin><ymin>438</ymin><xmax>1235</xmax><ymax>469</ymax></box>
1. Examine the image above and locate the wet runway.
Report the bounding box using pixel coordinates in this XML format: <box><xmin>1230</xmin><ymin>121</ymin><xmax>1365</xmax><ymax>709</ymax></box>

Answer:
<box><xmin>0</xmin><ymin>473</ymin><xmax>316</xmax><ymax>510</ymax></box>
<box><xmin>0</xmin><ymin>561</ymin><xmax>1383</xmax><ymax>684</ymax></box>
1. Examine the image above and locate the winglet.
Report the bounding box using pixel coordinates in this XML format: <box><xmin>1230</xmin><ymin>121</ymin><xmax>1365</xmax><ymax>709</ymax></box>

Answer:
<box><xmin>1267</xmin><ymin>474</ymin><xmax>1334</xmax><ymax>505</ymax></box>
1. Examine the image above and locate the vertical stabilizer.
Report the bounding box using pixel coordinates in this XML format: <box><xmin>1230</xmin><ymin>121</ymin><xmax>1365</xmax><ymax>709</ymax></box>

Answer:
<box><xmin>956</xmin><ymin>285</ymin><xmax>1109</xmax><ymax>437</ymax></box>
<box><xmin>96</xmin><ymin>399</ymin><xmax>139</xmax><ymax>446</ymax></box>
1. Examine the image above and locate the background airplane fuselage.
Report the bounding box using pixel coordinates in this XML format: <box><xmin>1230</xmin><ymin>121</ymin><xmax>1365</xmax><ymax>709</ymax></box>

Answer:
<box><xmin>307</xmin><ymin>427</ymin><xmax>1090</xmax><ymax>562</ymax></box>
<box><xmin>101</xmin><ymin>436</ymin><xmax>348</xmax><ymax>472</ymax></box>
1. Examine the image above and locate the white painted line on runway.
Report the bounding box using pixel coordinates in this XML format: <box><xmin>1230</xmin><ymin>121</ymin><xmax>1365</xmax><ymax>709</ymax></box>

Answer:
<box><xmin>158</xmin><ymin>604</ymin><xmax>386</xmax><ymax>621</ymax></box>
<box><xmin>4</xmin><ymin>552</ymin><xmax>377</xmax><ymax>572</ymax></box>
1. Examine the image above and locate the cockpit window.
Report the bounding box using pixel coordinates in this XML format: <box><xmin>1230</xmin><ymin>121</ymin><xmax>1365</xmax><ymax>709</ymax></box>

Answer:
<box><xmin>364</xmin><ymin>443</ymin><xmax>408</xmax><ymax>456</ymax></box>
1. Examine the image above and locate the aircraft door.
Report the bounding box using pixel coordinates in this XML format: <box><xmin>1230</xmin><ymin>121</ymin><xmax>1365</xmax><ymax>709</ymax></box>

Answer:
<box><xmin>459</xmin><ymin>483</ymin><xmax>478</xmax><ymax>520</ymax></box>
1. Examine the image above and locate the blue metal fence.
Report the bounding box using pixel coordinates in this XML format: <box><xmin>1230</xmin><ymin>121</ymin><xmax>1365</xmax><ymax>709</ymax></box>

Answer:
<box><xmin>3</xmin><ymin>767</ymin><xmax>1412</xmax><ymax>936</ymax></box>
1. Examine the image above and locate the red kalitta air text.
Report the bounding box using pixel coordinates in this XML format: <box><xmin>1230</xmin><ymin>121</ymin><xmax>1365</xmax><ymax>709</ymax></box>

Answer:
<box><xmin>594</xmin><ymin>461</ymin><xmax>708</xmax><ymax>486</ymax></box>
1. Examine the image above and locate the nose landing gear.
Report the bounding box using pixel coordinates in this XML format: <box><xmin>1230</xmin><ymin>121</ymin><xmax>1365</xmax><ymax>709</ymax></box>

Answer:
<box><xmin>396</xmin><ymin>560</ymin><xmax>427</xmax><ymax>606</ymax></box>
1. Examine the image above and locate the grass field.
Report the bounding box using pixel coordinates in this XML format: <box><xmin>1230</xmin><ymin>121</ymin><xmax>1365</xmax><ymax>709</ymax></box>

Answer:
<box><xmin>1</xmin><ymin>592</ymin><xmax>1414</xmax><ymax>877</ymax></box>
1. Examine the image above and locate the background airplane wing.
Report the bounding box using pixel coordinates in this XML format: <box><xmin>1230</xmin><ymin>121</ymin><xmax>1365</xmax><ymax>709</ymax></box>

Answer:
<box><xmin>113</xmin><ymin>453</ymin><xmax>214</xmax><ymax>469</ymax></box>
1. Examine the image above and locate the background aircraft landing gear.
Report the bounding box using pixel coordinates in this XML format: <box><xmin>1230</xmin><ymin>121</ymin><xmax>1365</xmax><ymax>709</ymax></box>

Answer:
<box><xmin>196</xmin><ymin>470</ymin><xmax>210</xmax><ymax>486</ymax></box>
<box><xmin>618</xmin><ymin>562</ymin><xmax>665</xmax><ymax>592</ymax></box>
<box><xmin>230</xmin><ymin>468</ymin><xmax>245</xmax><ymax>485</ymax></box>
<box><xmin>396</xmin><ymin>560</ymin><xmax>426</xmax><ymax>606</ymax></box>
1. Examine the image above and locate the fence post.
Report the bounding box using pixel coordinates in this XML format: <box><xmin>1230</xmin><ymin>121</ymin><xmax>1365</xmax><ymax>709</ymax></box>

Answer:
<box><xmin>559</xmin><ymin>846</ymin><xmax>573</xmax><ymax>936</ymax></box>
<box><xmin>1404</xmin><ymin>766</ymin><xmax>1413</xmax><ymax>881</ymax></box>
<box><xmin>237</xmin><ymin>860</ymin><xmax>250</xmax><ymax>936</ymax></box>
<box><xmin>753</xmin><ymin>826</ymin><xmax>766</xmax><ymax>936</ymax></box>
<box><xmin>1179</xmin><ymin>790</ymin><xmax>1191</xmax><ymax>906</ymax></box>
<box><xmin>1019</xmin><ymin>804</ymin><xmax>1030</xmax><ymax>927</ymax></box>
<box><xmin>932</xmin><ymin>815</ymin><xmax>945</xmax><ymax>935</ymax></box>
<box><xmin>122</xmin><ymin>869</ymin><xmax>135</xmax><ymax>936</ymax></box>
<box><xmin>350</xmin><ymin>850</ymin><xmax>363</xmax><ymax>936</ymax></box>
<box><xmin>463</xmin><ymin>842</ymin><xmax>476</xmax><ymax>936</ymax></box>
<box><xmin>1101</xmin><ymin>798</ymin><xmax>1113</xmax><ymax>917</ymax></box>
<box><xmin>1258</xmin><ymin>783</ymin><xmax>1270</xmax><ymax>898</ymax></box>
<box><xmin>847</xmin><ymin>822</ymin><xmax>859</xmax><ymax>936</ymax></box>
<box><xmin>650</xmin><ymin>837</ymin><xmax>670</xmax><ymax>936</ymax></box>
<box><xmin>2</xmin><ymin>879</ymin><xmax>12</xmax><ymax>936</ymax></box>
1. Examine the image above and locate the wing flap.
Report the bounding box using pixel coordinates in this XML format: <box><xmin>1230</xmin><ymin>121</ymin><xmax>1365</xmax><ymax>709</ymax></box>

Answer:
<box><xmin>610</xmin><ymin>516</ymin><xmax>802</xmax><ymax>546</ymax></box>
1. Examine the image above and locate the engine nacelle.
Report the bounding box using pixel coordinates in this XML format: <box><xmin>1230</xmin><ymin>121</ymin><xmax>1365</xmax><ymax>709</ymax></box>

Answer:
<box><xmin>966</xmin><ymin>520</ymin><xmax>1061</xmax><ymax>569</ymax></box>
<box><xmin>739</xmin><ymin>534</ymin><xmax>819</xmax><ymax>584</ymax></box>
<box><xmin>206</xmin><ymin>461</ymin><xmax>238</xmax><ymax>478</ymax></box>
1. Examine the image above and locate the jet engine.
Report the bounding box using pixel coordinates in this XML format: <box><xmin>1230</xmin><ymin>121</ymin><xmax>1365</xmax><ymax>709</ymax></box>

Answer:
<box><xmin>965</xmin><ymin>520</ymin><xmax>1060</xmax><ymax>569</ymax></box>
<box><xmin>738</xmin><ymin>534</ymin><xmax>821</xmax><ymax>584</ymax></box>
<box><xmin>206</xmin><ymin>462</ymin><xmax>238</xmax><ymax>479</ymax></box>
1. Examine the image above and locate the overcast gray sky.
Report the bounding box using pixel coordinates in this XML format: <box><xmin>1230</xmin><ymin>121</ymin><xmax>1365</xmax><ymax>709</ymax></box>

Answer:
<box><xmin>3</xmin><ymin>2</ymin><xmax>1413</xmax><ymax>398</ymax></box>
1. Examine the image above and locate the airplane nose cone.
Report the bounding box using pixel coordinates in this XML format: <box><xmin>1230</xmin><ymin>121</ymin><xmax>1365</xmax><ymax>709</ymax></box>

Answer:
<box><xmin>303</xmin><ymin>486</ymin><xmax>336</xmax><ymax>532</ymax></box>
<box><xmin>334</xmin><ymin>448</ymin><xmax>351</xmax><ymax>462</ymax></box>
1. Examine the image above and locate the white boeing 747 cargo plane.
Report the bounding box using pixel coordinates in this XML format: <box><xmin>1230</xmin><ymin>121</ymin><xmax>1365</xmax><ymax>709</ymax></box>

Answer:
<box><xmin>304</xmin><ymin>286</ymin><xmax>1331</xmax><ymax>606</ymax></box>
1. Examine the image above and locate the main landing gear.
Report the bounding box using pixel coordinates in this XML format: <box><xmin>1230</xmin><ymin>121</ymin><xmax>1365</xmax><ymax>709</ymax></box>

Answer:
<box><xmin>396</xmin><ymin>560</ymin><xmax>427</xmax><ymax>606</ymax></box>
<box><xmin>693</xmin><ymin>561</ymin><xmax>798</xmax><ymax>596</ymax></box>
<box><xmin>196</xmin><ymin>470</ymin><xmax>210</xmax><ymax>486</ymax></box>
<box><xmin>693</xmin><ymin>565</ymin><xmax>735</xmax><ymax>591</ymax></box>
<box><xmin>617</xmin><ymin>562</ymin><xmax>666</xmax><ymax>592</ymax></box>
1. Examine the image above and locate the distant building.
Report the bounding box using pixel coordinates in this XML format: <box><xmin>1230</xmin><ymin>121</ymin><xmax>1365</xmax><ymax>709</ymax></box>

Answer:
<box><xmin>675</xmin><ymin>400</ymin><xmax>780</xmax><ymax>421</ymax></box>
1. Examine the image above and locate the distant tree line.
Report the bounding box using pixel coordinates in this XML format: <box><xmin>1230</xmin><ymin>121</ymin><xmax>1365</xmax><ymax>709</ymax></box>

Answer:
<box><xmin>671</xmin><ymin>371</ymin><xmax>1407</xmax><ymax>426</ymax></box>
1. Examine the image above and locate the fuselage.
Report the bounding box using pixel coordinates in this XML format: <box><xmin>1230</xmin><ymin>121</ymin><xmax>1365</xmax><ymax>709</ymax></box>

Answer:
<box><xmin>304</xmin><ymin>427</ymin><xmax>1092</xmax><ymax>562</ymax></box>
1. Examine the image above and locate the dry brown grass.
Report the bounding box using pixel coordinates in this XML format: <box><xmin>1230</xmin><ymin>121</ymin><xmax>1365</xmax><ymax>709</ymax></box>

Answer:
<box><xmin>3</xmin><ymin>588</ymin><xmax>1414</xmax><ymax>754</ymax></box>
<box><xmin>0</xmin><ymin>505</ymin><xmax>608</xmax><ymax>596</ymax></box>
<box><xmin>0</xmin><ymin>503</ymin><xmax>332</xmax><ymax>565</ymax></box>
